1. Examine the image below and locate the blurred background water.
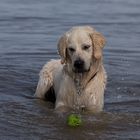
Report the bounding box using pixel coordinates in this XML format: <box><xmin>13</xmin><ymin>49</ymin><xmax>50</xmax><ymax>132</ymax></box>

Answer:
<box><xmin>0</xmin><ymin>0</ymin><xmax>140</xmax><ymax>139</ymax></box>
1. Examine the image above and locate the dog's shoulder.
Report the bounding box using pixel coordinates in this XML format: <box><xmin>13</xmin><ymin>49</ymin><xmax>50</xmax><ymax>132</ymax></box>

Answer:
<box><xmin>41</xmin><ymin>59</ymin><xmax>62</xmax><ymax>72</ymax></box>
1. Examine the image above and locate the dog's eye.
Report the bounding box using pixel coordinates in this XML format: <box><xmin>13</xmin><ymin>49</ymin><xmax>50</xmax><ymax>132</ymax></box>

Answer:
<box><xmin>68</xmin><ymin>47</ymin><xmax>75</xmax><ymax>52</ymax></box>
<box><xmin>83</xmin><ymin>45</ymin><xmax>90</xmax><ymax>50</ymax></box>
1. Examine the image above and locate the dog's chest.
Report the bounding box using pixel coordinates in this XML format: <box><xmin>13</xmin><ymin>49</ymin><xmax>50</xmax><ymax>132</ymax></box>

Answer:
<box><xmin>62</xmin><ymin>76</ymin><xmax>95</xmax><ymax>109</ymax></box>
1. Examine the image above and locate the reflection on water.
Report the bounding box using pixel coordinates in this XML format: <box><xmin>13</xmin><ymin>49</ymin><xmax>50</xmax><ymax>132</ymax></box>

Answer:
<box><xmin>0</xmin><ymin>0</ymin><xmax>140</xmax><ymax>139</ymax></box>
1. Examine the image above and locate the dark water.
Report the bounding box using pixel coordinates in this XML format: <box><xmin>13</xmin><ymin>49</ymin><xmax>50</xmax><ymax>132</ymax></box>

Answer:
<box><xmin>0</xmin><ymin>0</ymin><xmax>140</xmax><ymax>139</ymax></box>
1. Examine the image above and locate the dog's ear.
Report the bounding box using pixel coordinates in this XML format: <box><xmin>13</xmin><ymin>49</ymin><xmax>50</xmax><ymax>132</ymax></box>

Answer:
<box><xmin>57</xmin><ymin>34</ymin><xmax>68</xmax><ymax>64</ymax></box>
<box><xmin>90</xmin><ymin>32</ymin><xmax>106</xmax><ymax>59</ymax></box>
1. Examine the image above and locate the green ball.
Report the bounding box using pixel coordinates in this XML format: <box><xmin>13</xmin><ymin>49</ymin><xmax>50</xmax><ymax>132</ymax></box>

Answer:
<box><xmin>67</xmin><ymin>114</ymin><xmax>82</xmax><ymax>127</ymax></box>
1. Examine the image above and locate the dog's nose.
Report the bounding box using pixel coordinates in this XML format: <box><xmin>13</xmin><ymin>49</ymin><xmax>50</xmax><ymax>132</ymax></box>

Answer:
<box><xmin>74</xmin><ymin>59</ymin><xmax>84</xmax><ymax>69</ymax></box>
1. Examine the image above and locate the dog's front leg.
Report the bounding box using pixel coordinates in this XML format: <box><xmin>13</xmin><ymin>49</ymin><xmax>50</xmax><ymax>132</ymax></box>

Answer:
<box><xmin>34</xmin><ymin>70</ymin><xmax>53</xmax><ymax>99</ymax></box>
<box><xmin>55</xmin><ymin>95</ymin><xmax>71</xmax><ymax>113</ymax></box>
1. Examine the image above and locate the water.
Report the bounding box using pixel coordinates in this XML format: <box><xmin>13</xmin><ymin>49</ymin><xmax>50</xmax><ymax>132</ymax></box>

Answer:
<box><xmin>0</xmin><ymin>0</ymin><xmax>140</xmax><ymax>139</ymax></box>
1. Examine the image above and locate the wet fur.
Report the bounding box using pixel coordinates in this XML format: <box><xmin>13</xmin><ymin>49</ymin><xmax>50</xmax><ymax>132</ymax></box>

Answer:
<box><xmin>35</xmin><ymin>26</ymin><xmax>107</xmax><ymax>113</ymax></box>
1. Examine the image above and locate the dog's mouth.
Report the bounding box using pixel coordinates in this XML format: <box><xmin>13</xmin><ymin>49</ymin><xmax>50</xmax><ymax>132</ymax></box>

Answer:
<box><xmin>73</xmin><ymin>59</ymin><xmax>90</xmax><ymax>73</ymax></box>
<box><xmin>73</xmin><ymin>67</ymin><xmax>90</xmax><ymax>73</ymax></box>
<box><xmin>73</xmin><ymin>69</ymin><xmax>84</xmax><ymax>73</ymax></box>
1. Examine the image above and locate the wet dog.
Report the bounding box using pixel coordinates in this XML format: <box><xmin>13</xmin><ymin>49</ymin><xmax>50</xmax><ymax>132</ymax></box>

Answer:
<box><xmin>35</xmin><ymin>26</ymin><xmax>107</xmax><ymax>113</ymax></box>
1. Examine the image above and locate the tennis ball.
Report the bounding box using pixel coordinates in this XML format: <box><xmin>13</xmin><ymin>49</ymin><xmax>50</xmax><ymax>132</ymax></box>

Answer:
<box><xmin>67</xmin><ymin>114</ymin><xmax>82</xmax><ymax>127</ymax></box>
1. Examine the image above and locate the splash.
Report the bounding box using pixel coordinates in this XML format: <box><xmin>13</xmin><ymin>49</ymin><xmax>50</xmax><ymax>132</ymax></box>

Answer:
<box><xmin>74</xmin><ymin>73</ymin><xmax>83</xmax><ymax>95</ymax></box>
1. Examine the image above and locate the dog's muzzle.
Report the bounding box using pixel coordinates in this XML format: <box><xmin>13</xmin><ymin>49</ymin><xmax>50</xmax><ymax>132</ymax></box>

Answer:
<box><xmin>74</xmin><ymin>59</ymin><xmax>85</xmax><ymax>73</ymax></box>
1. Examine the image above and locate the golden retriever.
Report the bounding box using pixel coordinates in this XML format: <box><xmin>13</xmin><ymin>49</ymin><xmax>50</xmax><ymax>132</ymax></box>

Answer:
<box><xmin>34</xmin><ymin>26</ymin><xmax>107</xmax><ymax>113</ymax></box>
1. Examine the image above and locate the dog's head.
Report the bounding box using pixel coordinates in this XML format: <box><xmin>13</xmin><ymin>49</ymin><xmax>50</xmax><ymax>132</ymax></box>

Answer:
<box><xmin>58</xmin><ymin>26</ymin><xmax>106</xmax><ymax>73</ymax></box>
